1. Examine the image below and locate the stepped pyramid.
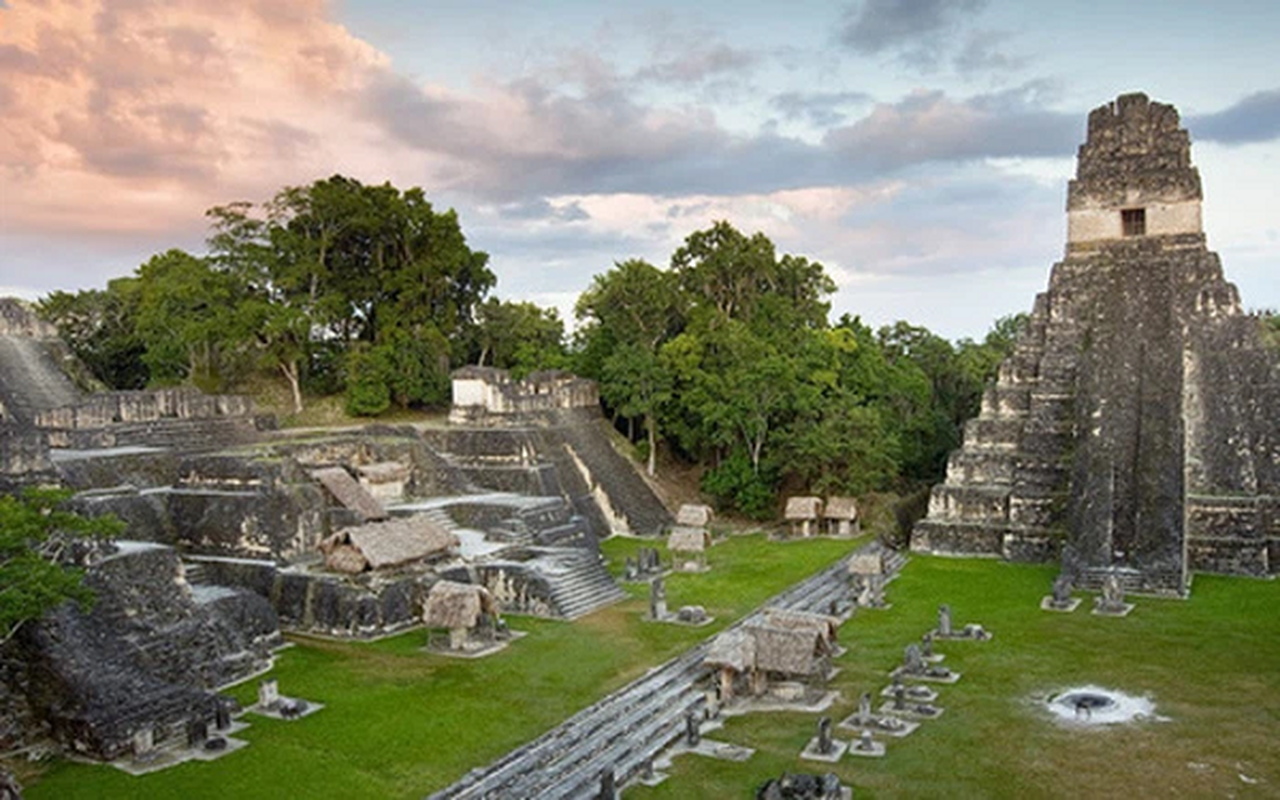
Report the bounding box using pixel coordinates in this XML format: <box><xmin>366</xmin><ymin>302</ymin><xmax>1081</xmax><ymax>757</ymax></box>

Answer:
<box><xmin>912</xmin><ymin>93</ymin><xmax>1280</xmax><ymax>595</ymax></box>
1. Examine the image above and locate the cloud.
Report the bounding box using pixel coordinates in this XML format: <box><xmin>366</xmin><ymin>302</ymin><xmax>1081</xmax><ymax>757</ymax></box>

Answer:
<box><xmin>493</xmin><ymin>198</ymin><xmax>591</xmax><ymax>222</ymax></box>
<box><xmin>770</xmin><ymin>90</ymin><xmax>873</xmax><ymax>128</ymax></box>
<box><xmin>0</xmin><ymin>0</ymin><xmax>395</xmax><ymax>235</ymax></box>
<box><xmin>823</xmin><ymin>85</ymin><xmax>1077</xmax><ymax>171</ymax></box>
<box><xmin>1188</xmin><ymin>89</ymin><xmax>1280</xmax><ymax>144</ymax></box>
<box><xmin>635</xmin><ymin>43</ymin><xmax>760</xmax><ymax>85</ymax></box>
<box><xmin>839</xmin><ymin>0</ymin><xmax>987</xmax><ymax>66</ymax></box>
<box><xmin>953</xmin><ymin>29</ymin><xmax>1028</xmax><ymax>76</ymax></box>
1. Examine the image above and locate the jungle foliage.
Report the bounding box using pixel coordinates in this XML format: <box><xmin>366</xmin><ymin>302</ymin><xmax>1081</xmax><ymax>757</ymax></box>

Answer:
<box><xmin>38</xmin><ymin>181</ymin><xmax>1020</xmax><ymax>517</ymax></box>
<box><xmin>576</xmin><ymin>221</ymin><xmax>1025</xmax><ymax>517</ymax></box>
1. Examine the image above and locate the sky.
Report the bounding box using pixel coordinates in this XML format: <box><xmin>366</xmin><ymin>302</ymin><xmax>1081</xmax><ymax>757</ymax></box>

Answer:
<box><xmin>1</xmin><ymin>0</ymin><xmax>1278</xmax><ymax>340</ymax></box>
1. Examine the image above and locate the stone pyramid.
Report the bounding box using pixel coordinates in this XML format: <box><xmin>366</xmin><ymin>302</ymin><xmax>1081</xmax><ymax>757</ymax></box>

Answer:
<box><xmin>912</xmin><ymin>93</ymin><xmax>1280</xmax><ymax>596</ymax></box>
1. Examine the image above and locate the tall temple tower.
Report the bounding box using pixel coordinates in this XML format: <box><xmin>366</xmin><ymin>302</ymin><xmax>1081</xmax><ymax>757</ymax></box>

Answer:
<box><xmin>912</xmin><ymin>93</ymin><xmax>1280</xmax><ymax>596</ymax></box>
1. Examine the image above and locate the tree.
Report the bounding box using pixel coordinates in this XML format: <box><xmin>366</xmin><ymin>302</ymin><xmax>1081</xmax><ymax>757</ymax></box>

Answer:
<box><xmin>472</xmin><ymin>299</ymin><xmax>566</xmax><ymax>377</ymax></box>
<box><xmin>133</xmin><ymin>249</ymin><xmax>249</xmax><ymax>392</ymax></box>
<box><xmin>0</xmin><ymin>488</ymin><xmax>123</xmax><ymax>644</ymax></box>
<box><xmin>39</xmin><ymin>285</ymin><xmax>148</xmax><ymax>390</ymax></box>
<box><xmin>576</xmin><ymin>260</ymin><xmax>686</xmax><ymax>475</ymax></box>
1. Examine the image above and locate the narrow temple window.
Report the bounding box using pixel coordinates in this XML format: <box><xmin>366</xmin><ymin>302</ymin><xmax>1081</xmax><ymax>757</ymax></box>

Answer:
<box><xmin>1121</xmin><ymin>208</ymin><xmax>1146</xmax><ymax>236</ymax></box>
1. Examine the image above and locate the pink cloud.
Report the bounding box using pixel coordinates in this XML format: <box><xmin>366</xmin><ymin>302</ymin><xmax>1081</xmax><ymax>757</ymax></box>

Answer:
<box><xmin>0</xmin><ymin>0</ymin><xmax>404</xmax><ymax>236</ymax></box>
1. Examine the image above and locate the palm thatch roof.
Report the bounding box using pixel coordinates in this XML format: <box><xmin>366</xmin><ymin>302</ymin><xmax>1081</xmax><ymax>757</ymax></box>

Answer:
<box><xmin>311</xmin><ymin>466</ymin><xmax>388</xmax><ymax>520</ymax></box>
<box><xmin>784</xmin><ymin>496</ymin><xmax>822</xmax><ymax>520</ymax></box>
<box><xmin>848</xmin><ymin>551</ymin><xmax>885</xmax><ymax>576</ymax></box>
<box><xmin>704</xmin><ymin>629</ymin><xmax>755</xmax><ymax>672</ymax></box>
<box><xmin>322</xmin><ymin>542</ymin><xmax>368</xmax><ymax>574</ymax></box>
<box><xmin>823</xmin><ymin>496</ymin><xmax>858</xmax><ymax>520</ymax></box>
<box><xmin>321</xmin><ymin>514</ymin><xmax>458</xmax><ymax>571</ymax></box>
<box><xmin>675</xmin><ymin>504</ymin><xmax>713</xmax><ymax>528</ymax></box>
<box><xmin>668</xmin><ymin>526</ymin><xmax>710</xmax><ymax>553</ymax></box>
<box><xmin>761</xmin><ymin>608</ymin><xmax>839</xmax><ymax>644</ymax></box>
<box><xmin>747</xmin><ymin>623</ymin><xmax>827</xmax><ymax>676</ymax></box>
<box><xmin>424</xmin><ymin>581</ymin><xmax>495</xmax><ymax>630</ymax></box>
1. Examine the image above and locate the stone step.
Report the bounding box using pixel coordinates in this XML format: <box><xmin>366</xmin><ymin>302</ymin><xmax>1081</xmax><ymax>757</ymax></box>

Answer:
<box><xmin>182</xmin><ymin>562</ymin><xmax>209</xmax><ymax>586</ymax></box>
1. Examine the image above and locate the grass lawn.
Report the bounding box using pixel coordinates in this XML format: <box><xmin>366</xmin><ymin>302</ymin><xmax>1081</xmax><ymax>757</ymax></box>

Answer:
<box><xmin>629</xmin><ymin>557</ymin><xmax>1280</xmax><ymax>799</ymax></box>
<box><xmin>20</xmin><ymin>533</ymin><xmax>859</xmax><ymax>799</ymax></box>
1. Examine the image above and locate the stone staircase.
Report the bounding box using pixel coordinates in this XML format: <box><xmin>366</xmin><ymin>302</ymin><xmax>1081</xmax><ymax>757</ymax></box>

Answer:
<box><xmin>542</xmin><ymin>549</ymin><xmax>627</xmax><ymax>620</ymax></box>
<box><xmin>548</xmin><ymin>412</ymin><xmax>673</xmax><ymax>536</ymax></box>
<box><xmin>182</xmin><ymin>561</ymin><xmax>209</xmax><ymax>587</ymax></box>
<box><xmin>0</xmin><ymin>334</ymin><xmax>81</xmax><ymax>424</ymax></box>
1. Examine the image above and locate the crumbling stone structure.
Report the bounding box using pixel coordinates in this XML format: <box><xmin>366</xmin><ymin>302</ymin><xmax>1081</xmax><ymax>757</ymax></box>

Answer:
<box><xmin>9</xmin><ymin>542</ymin><xmax>280</xmax><ymax>759</ymax></box>
<box><xmin>913</xmin><ymin>93</ymin><xmax>1280</xmax><ymax>594</ymax></box>
<box><xmin>449</xmin><ymin>367</ymin><xmax>599</xmax><ymax>425</ymax></box>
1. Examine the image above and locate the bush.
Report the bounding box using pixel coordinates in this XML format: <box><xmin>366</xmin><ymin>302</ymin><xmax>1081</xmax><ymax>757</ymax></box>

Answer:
<box><xmin>891</xmin><ymin>485</ymin><xmax>932</xmax><ymax>548</ymax></box>
<box><xmin>344</xmin><ymin>346</ymin><xmax>392</xmax><ymax>416</ymax></box>
<box><xmin>702</xmin><ymin>454</ymin><xmax>778</xmax><ymax>520</ymax></box>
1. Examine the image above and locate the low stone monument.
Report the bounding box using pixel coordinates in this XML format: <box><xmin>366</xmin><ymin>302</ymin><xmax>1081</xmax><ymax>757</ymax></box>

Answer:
<box><xmin>1042</xmin><ymin>573</ymin><xmax>1082</xmax><ymax>612</ymax></box>
<box><xmin>838</xmin><ymin>690</ymin><xmax>920</xmax><ymax>738</ymax></box>
<box><xmin>933</xmin><ymin>604</ymin><xmax>992</xmax><ymax>640</ymax></box>
<box><xmin>258</xmin><ymin>679</ymin><xmax>280</xmax><ymax>710</ymax></box>
<box><xmin>649</xmin><ymin>576</ymin><xmax>669</xmax><ymax>621</ymax></box>
<box><xmin>846</xmin><ymin>728</ymin><xmax>885</xmax><ymax>758</ymax></box>
<box><xmin>800</xmin><ymin>714</ymin><xmax>848</xmax><ymax>762</ymax></box>
<box><xmin>893</xmin><ymin>643</ymin><xmax>960</xmax><ymax>683</ymax></box>
<box><xmin>1092</xmin><ymin>573</ymin><xmax>1135</xmax><ymax>616</ymax></box>
<box><xmin>881</xmin><ymin>678</ymin><xmax>937</xmax><ymax>704</ymax></box>
<box><xmin>676</xmin><ymin>605</ymin><xmax>708</xmax><ymax>625</ymax></box>
<box><xmin>755</xmin><ymin>772</ymin><xmax>848</xmax><ymax>800</ymax></box>
<box><xmin>685</xmin><ymin>708</ymin><xmax>701</xmax><ymax>746</ymax></box>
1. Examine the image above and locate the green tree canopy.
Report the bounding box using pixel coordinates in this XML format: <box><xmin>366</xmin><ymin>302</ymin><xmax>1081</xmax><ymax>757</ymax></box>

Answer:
<box><xmin>0</xmin><ymin>488</ymin><xmax>123</xmax><ymax>644</ymax></box>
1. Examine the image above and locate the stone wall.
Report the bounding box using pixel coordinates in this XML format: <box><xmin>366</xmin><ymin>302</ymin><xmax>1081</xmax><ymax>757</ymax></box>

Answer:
<box><xmin>34</xmin><ymin>388</ymin><xmax>266</xmax><ymax>450</ymax></box>
<box><xmin>196</xmin><ymin>558</ymin><xmax>426</xmax><ymax>638</ymax></box>
<box><xmin>0</xmin><ymin>422</ymin><xmax>54</xmax><ymax>490</ymax></box>
<box><xmin>65</xmin><ymin>453</ymin><xmax>329</xmax><ymax>561</ymax></box>
<box><xmin>449</xmin><ymin>367</ymin><xmax>600</xmax><ymax>425</ymax></box>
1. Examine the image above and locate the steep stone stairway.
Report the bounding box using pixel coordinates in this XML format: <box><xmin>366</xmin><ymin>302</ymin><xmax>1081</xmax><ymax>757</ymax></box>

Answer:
<box><xmin>546</xmin><ymin>412</ymin><xmax>673</xmax><ymax>536</ymax></box>
<box><xmin>0</xmin><ymin>335</ymin><xmax>81</xmax><ymax>424</ymax></box>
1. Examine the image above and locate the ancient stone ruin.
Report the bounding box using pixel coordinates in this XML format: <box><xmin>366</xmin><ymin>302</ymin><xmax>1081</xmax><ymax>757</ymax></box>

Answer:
<box><xmin>0</xmin><ymin>302</ymin><xmax>674</xmax><ymax>764</ymax></box>
<box><xmin>913</xmin><ymin>93</ymin><xmax>1280</xmax><ymax>595</ymax></box>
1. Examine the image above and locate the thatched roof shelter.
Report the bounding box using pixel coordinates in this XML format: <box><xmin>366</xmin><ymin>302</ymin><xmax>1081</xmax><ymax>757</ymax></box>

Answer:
<box><xmin>747</xmin><ymin>623</ymin><xmax>828</xmax><ymax>677</ymax></box>
<box><xmin>676</xmin><ymin>504</ymin><xmax>714</xmax><ymax>528</ymax></box>
<box><xmin>320</xmin><ymin>514</ymin><xmax>458</xmax><ymax>573</ymax></box>
<box><xmin>823</xmin><ymin>497</ymin><xmax>858</xmax><ymax>521</ymax></box>
<box><xmin>668</xmin><ymin>526</ymin><xmax>711</xmax><ymax>553</ymax></box>
<box><xmin>424</xmin><ymin>581</ymin><xmax>495</xmax><ymax>631</ymax></box>
<box><xmin>761</xmin><ymin>608</ymin><xmax>839</xmax><ymax>644</ymax></box>
<box><xmin>704</xmin><ymin>629</ymin><xmax>756</xmax><ymax>672</ymax></box>
<box><xmin>849</xmin><ymin>551</ymin><xmax>885</xmax><ymax>576</ymax></box>
<box><xmin>784</xmin><ymin>496</ymin><xmax>822</xmax><ymax>520</ymax></box>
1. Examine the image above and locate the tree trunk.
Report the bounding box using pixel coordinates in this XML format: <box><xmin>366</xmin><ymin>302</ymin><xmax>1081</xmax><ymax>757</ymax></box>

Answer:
<box><xmin>280</xmin><ymin>359</ymin><xmax>303</xmax><ymax>414</ymax></box>
<box><xmin>646</xmin><ymin>414</ymin><xmax>657</xmax><ymax>477</ymax></box>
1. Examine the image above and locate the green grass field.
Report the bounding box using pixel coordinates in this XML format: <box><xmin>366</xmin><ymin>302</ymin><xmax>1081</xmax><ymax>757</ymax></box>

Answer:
<box><xmin>18</xmin><ymin>539</ymin><xmax>1280</xmax><ymax>799</ymax></box>
<box><xmin>630</xmin><ymin>557</ymin><xmax>1280</xmax><ymax>799</ymax></box>
<box><xmin>20</xmin><ymin>534</ymin><xmax>858</xmax><ymax>799</ymax></box>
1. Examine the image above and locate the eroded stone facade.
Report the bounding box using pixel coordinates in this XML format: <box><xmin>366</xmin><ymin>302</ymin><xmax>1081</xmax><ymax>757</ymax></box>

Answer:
<box><xmin>913</xmin><ymin>94</ymin><xmax>1280</xmax><ymax>594</ymax></box>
